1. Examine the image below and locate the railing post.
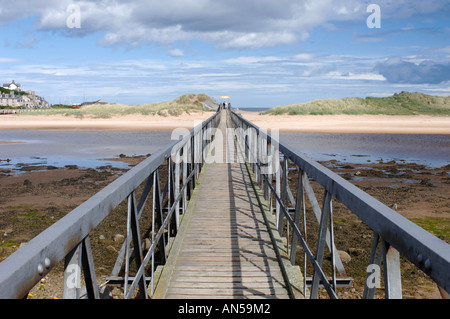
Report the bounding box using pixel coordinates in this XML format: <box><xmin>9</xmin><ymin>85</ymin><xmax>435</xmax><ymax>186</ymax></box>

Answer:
<box><xmin>363</xmin><ymin>233</ymin><xmax>383</xmax><ymax>299</ymax></box>
<box><xmin>310</xmin><ymin>190</ymin><xmax>333</xmax><ymax>299</ymax></box>
<box><xmin>383</xmin><ymin>242</ymin><xmax>402</xmax><ymax>299</ymax></box>
<box><xmin>363</xmin><ymin>233</ymin><xmax>402</xmax><ymax>299</ymax></box>
<box><xmin>125</xmin><ymin>191</ymin><xmax>148</xmax><ymax>299</ymax></box>
<box><xmin>63</xmin><ymin>243</ymin><xmax>82</xmax><ymax>299</ymax></box>
<box><xmin>153</xmin><ymin>170</ymin><xmax>167</xmax><ymax>265</ymax></box>
<box><xmin>62</xmin><ymin>236</ymin><xmax>99</xmax><ymax>299</ymax></box>
<box><xmin>182</xmin><ymin>144</ymin><xmax>188</xmax><ymax>212</ymax></box>
<box><xmin>262</xmin><ymin>136</ymin><xmax>268</xmax><ymax>199</ymax></box>
<box><xmin>175</xmin><ymin>150</ymin><xmax>181</xmax><ymax>229</ymax></box>
<box><xmin>290</xmin><ymin>170</ymin><xmax>305</xmax><ymax>265</ymax></box>
<box><xmin>278</xmin><ymin>157</ymin><xmax>288</xmax><ymax>234</ymax></box>
<box><xmin>275</xmin><ymin>147</ymin><xmax>281</xmax><ymax>223</ymax></box>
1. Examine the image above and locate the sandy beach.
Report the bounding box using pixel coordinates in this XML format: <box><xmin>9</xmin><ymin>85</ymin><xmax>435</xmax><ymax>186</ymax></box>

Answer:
<box><xmin>0</xmin><ymin>111</ymin><xmax>214</xmax><ymax>131</ymax></box>
<box><xmin>239</xmin><ymin>111</ymin><xmax>450</xmax><ymax>134</ymax></box>
<box><xmin>0</xmin><ymin>111</ymin><xmax>449</xmax><ymax>134</ymax></box>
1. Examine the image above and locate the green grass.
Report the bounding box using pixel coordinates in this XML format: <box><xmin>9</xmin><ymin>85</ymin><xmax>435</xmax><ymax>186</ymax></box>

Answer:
<box><xmin>18</xmin><ymin>210</ymin><xmax>39</xmax><ymax>218</ymax></box>
<box><xmin>0</xmin><ymin>87</ymin><xmax>28</xmax><ymax>96</ymax></box>
<box><xmin>410</xmin><ymin>217</ymin><xmax>450</xmax><ymax>240</ymax></box>
<box><xmin>264</xmin><ymin>92</ymin><xmax>450</xmax><ymax>116</ymax></box>
<box><xmin>20</xmin><ymin>93</ymin><xmax>216</xmax><ymax>118</ymax></box>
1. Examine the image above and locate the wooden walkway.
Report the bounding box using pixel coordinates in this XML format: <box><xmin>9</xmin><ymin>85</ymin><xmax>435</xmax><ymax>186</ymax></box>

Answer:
<box><xmin>153</xmin><ymin>112</ymin><xmax>303</xmax><ymax>299</ymax></box>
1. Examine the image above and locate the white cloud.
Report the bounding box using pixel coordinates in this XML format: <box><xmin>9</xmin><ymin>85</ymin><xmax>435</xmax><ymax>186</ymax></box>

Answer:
<box><xmin>224</xmin><ymin>56</ymin><xmax>283</xmax><ymax>64</ymax></box>
<box><xmin>3</xmin><ymin>0</ymin><xmax>447</xmax><ymax>49</ymax></box>
<box><xmin>293</xmin><ymin>53</ymin><xmax>314</xmax><ymax>61</ymax></box>
<box><xmin>0</xmin><ymin>57</ymin><xmax>22</xmax><ymax>63</ymax></box>
<box><xmin>168</xmin><ymin>48</ymin><xmax>185</xmax><ymax>57</ymax></box>
<box><xmin>327</xmin><ymin>72</ymin><xmax>387</xmax><ymax>81</ymax></box>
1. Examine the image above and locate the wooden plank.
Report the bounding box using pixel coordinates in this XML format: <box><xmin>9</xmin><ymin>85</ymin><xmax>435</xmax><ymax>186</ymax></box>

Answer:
<box><xmin>174</xmin><ymin>264</ymin><xmax>284</xmax><ymax>271</ymax></box>
<box><xmin>177</xmin><ymin>251</ymin><xmax>278</xmax><ymax>258</ymax></box>
<box><xmin>173</xmin><ymin>259</ymin><xmax>279</xmax><ymax>265</ymax></box>
<box><xmin>179</xmin><ymin>245</ymin><xmax>274</xmax><ymax>251</ymax></box>
<box><xmin>154</xmin><ymin>112</ymin><xmax>291</xmax><ymax>299</ymax></box>
<box><xmin>168</xmin><ymin>281</ymin><xmax>287</xmax><ymax>289</ymax></box>
<box><xmin>170</xmin><ymin>275</ymin><xmax>285</xmax><ymax>283</ymax></box>
<box><xmin>165</xmin><ymin>294</ymin><xmax>289</xmax><ymax>299</ymax></box>
<box><xmin>165</xmin><ymin>287</ymin><xmax>289</xmax><ymax>296</ymax></box>
<box><xmin>172</xmin><ymin>271</ymin><xmax>284</xmax><ymax>278</ymax></box>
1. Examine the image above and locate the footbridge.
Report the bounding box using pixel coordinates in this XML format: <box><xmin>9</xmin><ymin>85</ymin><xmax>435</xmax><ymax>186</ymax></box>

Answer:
<box><xmin>0</xmin><ymin>108</ymin><xmax>449</xmax><ymax>299</ymax></box>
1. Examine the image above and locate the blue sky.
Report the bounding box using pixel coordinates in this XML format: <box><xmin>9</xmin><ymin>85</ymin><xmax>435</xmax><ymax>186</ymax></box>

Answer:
<box><xmin>0</xmin><ymin>0</ymin><xmax>449</xmax><ymax>108</ymax></box>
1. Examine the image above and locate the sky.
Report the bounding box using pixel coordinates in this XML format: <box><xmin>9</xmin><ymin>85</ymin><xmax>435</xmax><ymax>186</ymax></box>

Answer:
<box><xmin>0</xmin><ymin>0</ymin><xmax>449</xmax><ymax>108</ymax></box>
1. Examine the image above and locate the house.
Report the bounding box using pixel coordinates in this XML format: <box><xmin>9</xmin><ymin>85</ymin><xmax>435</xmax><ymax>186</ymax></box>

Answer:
<box><xmin>2</xmin><ymin>80</ymin><xmax>21</xmax><ymax>91</ymax></box>
<box><xmin>1</xmin><ymin>80</ymin><xmax>50</xmax><ymax>108</ymax></box>
<box><xmin>81</xmin><ymin>99</ymin><xmax>108</xmax><ymax>107</ymax></box>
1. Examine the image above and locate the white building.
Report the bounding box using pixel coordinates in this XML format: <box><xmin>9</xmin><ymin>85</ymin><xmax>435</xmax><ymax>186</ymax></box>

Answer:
<box><xmin>2</xmin><ymin>80</ymin><xmax>21</xmax><ymax>91</ymax></box>
<box><xmin>1</xmin><ymin>81</ymin><xmax>50</xmax><ymax>108</ymax></box>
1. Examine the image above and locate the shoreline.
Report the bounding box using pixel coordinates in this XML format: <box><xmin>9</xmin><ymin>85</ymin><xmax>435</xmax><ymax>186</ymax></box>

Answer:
<box><xmin>0</xmin><ymin>111</ymin><xmax>449</xmax><ymax>134</ymax></box>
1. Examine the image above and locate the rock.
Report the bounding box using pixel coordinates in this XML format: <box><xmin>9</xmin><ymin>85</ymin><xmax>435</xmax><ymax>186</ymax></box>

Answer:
<box><xmin>348</xmin><ymin>248</ymin><xmax>365</xmax><ymax>256</ymax></box>
<box><xmin>2</xmin><ymin>227</ymin><xmax>13</xmax><ymax>236</ymax></box>
<box><xmin>114</xmin><ymin>234</ymin><xmax>124</xmax><ymax>244</ymax></box>
<box><xmin>106</xmin><ymin>245</ymin><xmax>117</xmax><ymax>253</ymax></box>
<box><xmin>23</xmin><ymin>179</ymin><xmax>32</xmax><ymax>187</ymax></box>
<box><xmin>338</xmin><ymin>250</ymin><xmax>351</xmax><ymax>263</ymax></box>
<box><xmin>99</xmin><ymin>286</ymin><xmax>113</xmax><ymax>299</ymax></box>
<box><xmin>142</xmin><ymin>238</ymin><xmax>151</xmax><ymax>251</ymax></box>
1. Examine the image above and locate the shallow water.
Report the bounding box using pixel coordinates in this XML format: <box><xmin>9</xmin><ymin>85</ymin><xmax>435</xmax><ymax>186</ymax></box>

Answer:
<box><xmin>0</xmin><ymin>129</ymin><xmax>173</xmax><ymax>170</ymax></box>
<box><xmin>0</xmin><ymin>129</ymin><xmax>449</xmax><ymax>170</ymax></box>
<box><xmin>279</xmin><ymin>132</ymin><xmax>450</xmax><ymax>168</ymax></box>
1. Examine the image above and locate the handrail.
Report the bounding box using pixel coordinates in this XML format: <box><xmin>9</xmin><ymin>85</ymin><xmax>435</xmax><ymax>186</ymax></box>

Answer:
<box><xmin>229</xmin><ymin>109</ymin><xmax>450</xmax><ymax>299</ymax></box>
<box><xmin>0</xmin><ymin>110</ymin><xmax>221</xmax><ymax>299</ymax></box>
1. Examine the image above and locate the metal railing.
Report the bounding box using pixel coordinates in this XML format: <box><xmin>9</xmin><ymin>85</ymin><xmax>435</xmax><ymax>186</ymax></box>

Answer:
<box><xmin>0</xmin><ymin>110</ymin><xmax>221</xmax><ymax>299</ymax></box>
<box><xmin>229</xmin><ymin>109</ymin><xmax>450</xmax><ymax>299</ymax></box>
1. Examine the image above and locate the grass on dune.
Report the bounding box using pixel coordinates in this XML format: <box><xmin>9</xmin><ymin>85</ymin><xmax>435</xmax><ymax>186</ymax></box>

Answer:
<box><xmin>264</xmin><ymin>92</ymin><xmax>450</xmax><ymax>116</ymax></box>
<box><xmin>21</xmin><ymin>93</ymin><xmax>216</xmax><ymax>118</ymax></box>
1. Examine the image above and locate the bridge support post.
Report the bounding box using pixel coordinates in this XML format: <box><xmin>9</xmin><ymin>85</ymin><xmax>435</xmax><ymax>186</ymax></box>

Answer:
<box><xmin>310</xmin><ymin>191</ymin><xmax>333</xmax><ymax>298</ymax></box>
<box><xmin>175</xmin><ymin>151</ymin><xmax>181</xmax><ymax>230</ymax></box>
<box><xmin>363</xmin><ymin>233</ymin><xmax>402</xmax><ymax>299</ymax></box>
<box><xmin>124</xmin><ymin>191</ymin><xmax>148</xmax><ymax>299</ymax></box>
<box><xmin>63</xmin><ymin>236</ymin><xmax>99</xmax><ymax>299</ymax></box>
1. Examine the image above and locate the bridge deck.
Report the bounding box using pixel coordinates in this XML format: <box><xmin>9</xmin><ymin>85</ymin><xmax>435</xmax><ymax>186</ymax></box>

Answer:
<box><xmin>153</xmin><ymin>113</ymin><xmax>297</xmax><ymax>299</ymax></box>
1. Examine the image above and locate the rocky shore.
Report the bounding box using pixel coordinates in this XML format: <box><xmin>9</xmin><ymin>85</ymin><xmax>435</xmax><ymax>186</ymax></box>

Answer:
<box><xmin>0</xmin><ymin>155</ymin><xmax>448</xmax><ymax>299</ymax></box>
